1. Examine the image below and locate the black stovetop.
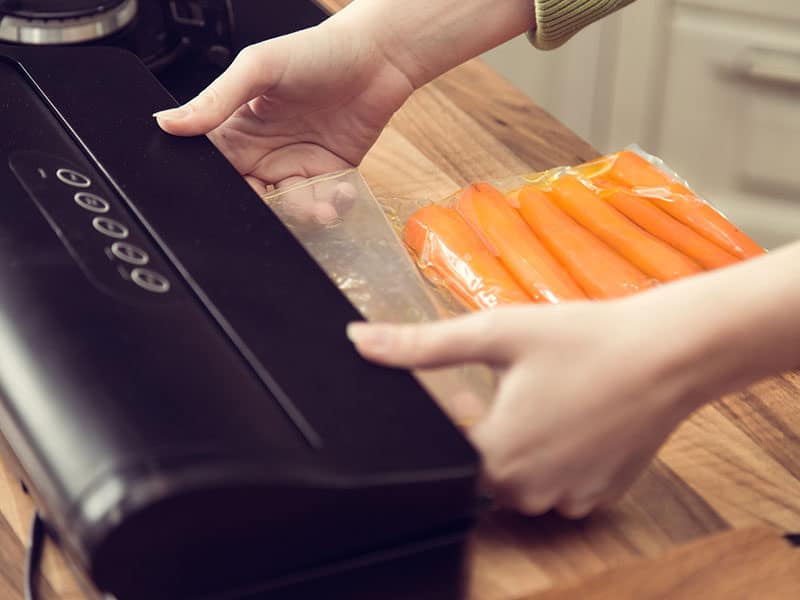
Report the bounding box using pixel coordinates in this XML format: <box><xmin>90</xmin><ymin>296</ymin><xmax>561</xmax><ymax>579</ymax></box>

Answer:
<box><xmin>0</xmin><ymin>0</ymin><xmax>127</xmax><ymax>18</ymax></box>
<box><xmin>0</xmin><ymin>0</ymin><xmax>330</xmax><ymax>103</ymax></box>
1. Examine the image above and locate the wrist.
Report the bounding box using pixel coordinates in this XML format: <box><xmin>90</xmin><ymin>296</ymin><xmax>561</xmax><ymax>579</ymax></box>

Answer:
<box><xmin>330</xmin><ymin>0</ymin><xmax>535</xmax><ymax>89</ymax></box>
<box><xmin>632</xmin><ymin>243</ymin><xmax>800</xmax><ymax>416</ymax></box>
<box><xmin>647</xmin><ymin>289</ymin><xmax>745</xmax><ymax>417</ymax></box>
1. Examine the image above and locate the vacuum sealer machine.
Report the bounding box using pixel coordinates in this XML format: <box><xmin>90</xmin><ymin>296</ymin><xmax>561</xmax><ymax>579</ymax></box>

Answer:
<box><xmin>0</xmin><ymin>43</ymin><xmax>480</xmax><ymax>599</ymax></box>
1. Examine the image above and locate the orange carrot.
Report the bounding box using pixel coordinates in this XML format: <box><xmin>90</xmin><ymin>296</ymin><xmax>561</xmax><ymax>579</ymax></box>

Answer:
<box><xmin>517</xmin><ymin>186</ymin><xmax>654</xmax><ymax>299</ymax></box>
<box><xmin>549</xmin><ymin>175</ymin><xmax>702</xmax><ymax>281</ymax></box>
<box><xmin>572</xmin><ymin>154</ymin><xmax>617</xmax><ymax>180</ymax></box>
<box><xmin>590</xmin><ymin>176</ymin><xmax>623</xmax><ymax>191</ymax></box>
<box><xmin>604</xmin><ymin>190</ymin><xmax>740</xmax><ymax>270</ymax></box>
<box><xmin>607</xmin><ymin>150</ymin><xmax>694</xmax><ymax>196</ymax></box>
<box><xmin>636</xmin><ymin>192</ymin><xmax>764</xmax><ymax>260</ymax></box>
<box><xmin>404</xmin><ymin>205</ymin><xmax>532</xmax><ymax>309</ymax></box>
<box><xmin>606</xmin><ymin>151</ymin><xmax>764</xmax><ymax>259</ymax></box>
<box><xmin>456</xmin><ymin>183</ymin><xmax>586</xmax><ymax>303</ymax></box>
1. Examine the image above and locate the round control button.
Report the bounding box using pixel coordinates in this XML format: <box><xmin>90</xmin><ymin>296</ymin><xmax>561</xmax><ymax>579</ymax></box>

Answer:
<box><xmin>111</xmin><ymin>242</ymin><xmax>149</xmax><ymax>266</ymax></box>
<box><xmin>56</xmin><ymin>168</ymin><xmax>91</xmax><ymax>188</ymax></box>
<box><xmin>74</xmin><ymin>192</ymin><xmax>110</xmax><ymax>214</ymax></box>
<box><xmin>131</xmin><ymin>268</ymin><xmax>170</xmax><ymax>294</ymax></box>
<box><xmin>92</xmin><ymin>217</ymin><xmax>128</xmax><ymax>240</ymax></box>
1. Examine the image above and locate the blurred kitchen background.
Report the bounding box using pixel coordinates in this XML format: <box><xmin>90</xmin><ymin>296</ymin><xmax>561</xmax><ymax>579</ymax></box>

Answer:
<box><xmin>483</xmin><ymin>0</ymin><xmax>800</xmax><ymax>250</ymax></box>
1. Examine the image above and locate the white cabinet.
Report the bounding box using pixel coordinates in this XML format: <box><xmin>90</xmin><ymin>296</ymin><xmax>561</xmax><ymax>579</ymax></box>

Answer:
<box><xmin>655</xmin><ymin>4</ymin><xmax>800</xmax><ymax>249</ymax></box>
<box><xmin>483</xmin><ymin>0</ymin><xmax>800</xmax><ymax>249</ymax></box>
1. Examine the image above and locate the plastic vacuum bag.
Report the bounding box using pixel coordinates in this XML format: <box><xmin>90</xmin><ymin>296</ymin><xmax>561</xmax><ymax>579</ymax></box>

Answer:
<box><xmin>261</xmin><ymin>170</ymin><xmax>493</xmax><ymax>427</ymax></box>
<box><xmin>260</xmin><ymin>147</ymin><xmax>765</xmax><ymax>425</ymax></box>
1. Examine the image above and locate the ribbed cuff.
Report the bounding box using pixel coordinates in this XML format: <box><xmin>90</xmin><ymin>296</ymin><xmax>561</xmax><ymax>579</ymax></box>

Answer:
<box><xmin>528</xmin><ymin>0</ymin><xmax>637</xmax><ymax>50</ymax></box>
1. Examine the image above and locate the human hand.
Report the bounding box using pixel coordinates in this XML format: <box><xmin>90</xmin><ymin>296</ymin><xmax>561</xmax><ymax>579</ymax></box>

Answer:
<box><xmin>154</xmin><ymin>18</ymin><xmax>414</xmax><ymax>226</ymax></box>
<box><xmin>346</xmin><ymin>295</ymin><xmax>707</xmax><ymax>519</ymax></box>
<box><xmin>153</xmin><ymin>0</ymin><xmax>538</xmax><ymax>227</ymax></box>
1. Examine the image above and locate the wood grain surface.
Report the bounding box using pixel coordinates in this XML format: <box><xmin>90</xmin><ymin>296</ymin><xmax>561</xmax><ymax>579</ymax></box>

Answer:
<box><xmin>526</xmin><ymin>527</ymin><xmax>800</xmax><ymax>599</ymax></box>
<box><xmin>1</xmin><ymin>1</ymin><xmax>798</xmax><ymax>598</ymax></box>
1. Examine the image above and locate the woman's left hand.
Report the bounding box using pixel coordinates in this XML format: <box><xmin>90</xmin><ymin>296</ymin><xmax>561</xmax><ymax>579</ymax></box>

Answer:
<box><xmin>346</xmin><ymin>294</ymin><xmax>707</xmax><ymax>518</ymax></box>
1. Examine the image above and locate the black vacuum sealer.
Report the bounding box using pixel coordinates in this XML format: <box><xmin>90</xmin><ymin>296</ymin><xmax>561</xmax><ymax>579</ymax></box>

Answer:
<box><xmin>0</xmin><ymin>43</ymin><xmax>480</xmax><ymax>599</ymax></box>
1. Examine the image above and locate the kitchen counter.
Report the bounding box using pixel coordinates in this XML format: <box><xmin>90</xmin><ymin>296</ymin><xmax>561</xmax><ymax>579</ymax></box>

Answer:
<box><xmin>2</xmin><ymin>1</ymin><xmax>800</xmax><ymax>598</ymax></box>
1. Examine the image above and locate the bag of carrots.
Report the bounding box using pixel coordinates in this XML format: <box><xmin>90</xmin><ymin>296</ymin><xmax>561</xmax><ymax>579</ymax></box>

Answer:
<box><xmin>258</xmin><ymin>149</ymin><xmax>761</xmax><ymax>424</ymax></box>
<box><xmin>403</xmin><ymin>148</ymin><xmax>765</xmax><ymax>309</ymax></box>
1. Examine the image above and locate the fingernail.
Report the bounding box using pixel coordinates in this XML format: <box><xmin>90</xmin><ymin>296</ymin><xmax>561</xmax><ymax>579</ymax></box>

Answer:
<box><xmin>346</xmin><ymin>322</ymin><xmax>393</xmax><ymax>353</ymax></box>
<box><xmin>152</xmin><ymin>105</ymin><xmax>192</xmax><ymax>121</ymax></box>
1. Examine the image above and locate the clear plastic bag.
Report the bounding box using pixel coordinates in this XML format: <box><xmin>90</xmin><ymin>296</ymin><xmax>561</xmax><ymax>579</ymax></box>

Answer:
<box><xmin>392</xmin><ymin>146</ymin><xmax>765</xmax><ymax>308</ymax></box>
<box><xmin>261</xmin><ymin>170</ymin><xmax>494</xmax><ymax>427</ymax></box>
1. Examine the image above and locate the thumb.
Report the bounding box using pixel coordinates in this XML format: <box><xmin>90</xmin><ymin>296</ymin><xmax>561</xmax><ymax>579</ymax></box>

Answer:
<box><xmin>154</xmin><ymin>40</ymin><xmax>287</xmax><ymax>136</ymax></box>
<box><xmin>346</xmin><ymin>312</ymin><xmax>523</xmax><ymax>370</ymax></box>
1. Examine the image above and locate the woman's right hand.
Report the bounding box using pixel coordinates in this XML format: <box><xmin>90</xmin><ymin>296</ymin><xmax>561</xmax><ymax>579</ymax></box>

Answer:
<box><xmin>155</xmin><ymin>16</ymin><xmax>415</xmax><ymax>206</ymax></box>
<box><xmin>154</xmin><ymin>0</ymin><xmax>536</xmax><ymax>226</ymax></box>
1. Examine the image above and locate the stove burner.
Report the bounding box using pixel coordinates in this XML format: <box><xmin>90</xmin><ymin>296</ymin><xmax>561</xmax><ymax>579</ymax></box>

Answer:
<box><xmin>0</xmin><ymin>0</ymin><xmax>137</xmax><ymax>44</ymax></box>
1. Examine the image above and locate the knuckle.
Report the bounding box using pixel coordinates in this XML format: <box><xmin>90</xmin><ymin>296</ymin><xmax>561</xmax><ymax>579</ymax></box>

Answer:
<box><xmin>456</xmin><ymin>313</ymin><xmax>505</xmax><ymax>361</ymax></box>
<box><xmin>398</xmin><ymin>325</ymin><xmax>428</xmax><ymax>359</ymax></box>
<box><xmin>482</xmin><ymin>457</ymin><xmax>547</xmax><ymax>514</ymax></box>
<box><xmin>473</xmin><ymin>307</ymin><xmax>529</xmax><ymax>357</ymax></box>
<box><xmin>478</xmin><ymin>439</ymin><xmax>560</xmax><ymax>516</ymax></box>
<box><xmin>486</xmin><ymin>466</ymin><xmax>515</xmax><ymax>500</ymax></box>
<box><xmin>518</xmin><ymin>492</ymin><xmax>557</xmax><ymax>516</ymax></box>
<box><xmin>481</xmin><ymin>459</ymin><xmax>514</xmax><ymax>499</ymax></box>
<box><xmin>235</xmin><ymin>44</ymin><xmax>258</xmax><ymax>64</ymax></box>
<box><xmin>470</xmin><ymin>316</ymin><xmax>498</xmax><ymax>352</ymax></box>
<box><xmin>557</xmin><ymin>492</ymin><xmax>600</xmax><ymax>519</ymax></box>
<box><xmin>191</xmin><ymin>87</ymin><xmax>221</xmax><ymax>112</ymax></box>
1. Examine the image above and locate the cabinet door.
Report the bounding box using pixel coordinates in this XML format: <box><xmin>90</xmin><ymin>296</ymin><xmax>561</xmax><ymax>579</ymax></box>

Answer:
<box><xmin>658</xmin><ymin>8</ymin><xmax>800</xmax><ymax>249</ymax></box>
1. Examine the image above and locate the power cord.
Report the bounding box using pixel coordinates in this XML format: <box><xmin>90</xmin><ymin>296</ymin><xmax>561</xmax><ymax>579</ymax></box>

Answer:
<box><xmin>24</xmin><ymin>511</ymin><xmax>45</xmax><ymax>600</ymax></box>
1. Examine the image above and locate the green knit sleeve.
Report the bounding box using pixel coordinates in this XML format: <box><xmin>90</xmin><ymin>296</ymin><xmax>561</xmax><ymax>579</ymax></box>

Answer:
<box><xmin>528</xmin><ymin>0</ymin><xmax>638</xmax><ymax>50</ymax></box>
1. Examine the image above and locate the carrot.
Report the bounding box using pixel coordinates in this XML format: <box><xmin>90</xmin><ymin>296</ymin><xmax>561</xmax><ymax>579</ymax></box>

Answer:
<box><xmin>590</xmin><ymin>176</ymin><xmax>623</xmax><ymax>191</ymax></box>
<box><xmin>549</xmin><ymin>175</ymin><xmax>702</xmax><ymax>281</ymax></box>
<box><xmin>572</xmin><ymin>154</ymin><xmax>617</xmax><ymax>180</ymax></box>
<box><xmin>404</xmin><ymin>205</ymin><xmax>532</xmax><ymax>309</ymax></box>
<box><xmin>517</xmin><ymin>186</ymin><xmax>654</xmax><ymax>299</ymax></box>
<box><xmin>635</xmin><ymin>192</ymin><xmax>764</xmax><ymax>260</ymax></box>
<box><xmin>606</xmin><ymin>151</ymin><xmax>764</xmax><ymax>259</ymax></box>
<box><xmin>607</xmin><ymin>150</ymin><xmax>694</xmax><ymax>196</ymax></box>
<box><xmin>604</xmin><ymin>190</ymin><xmax>740</xmax><ymax>270</ymax></box>
<box><xmin>455</xmin><ymin>183</ymin><xmax>586</xmax><ymax>303</ymax></box>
